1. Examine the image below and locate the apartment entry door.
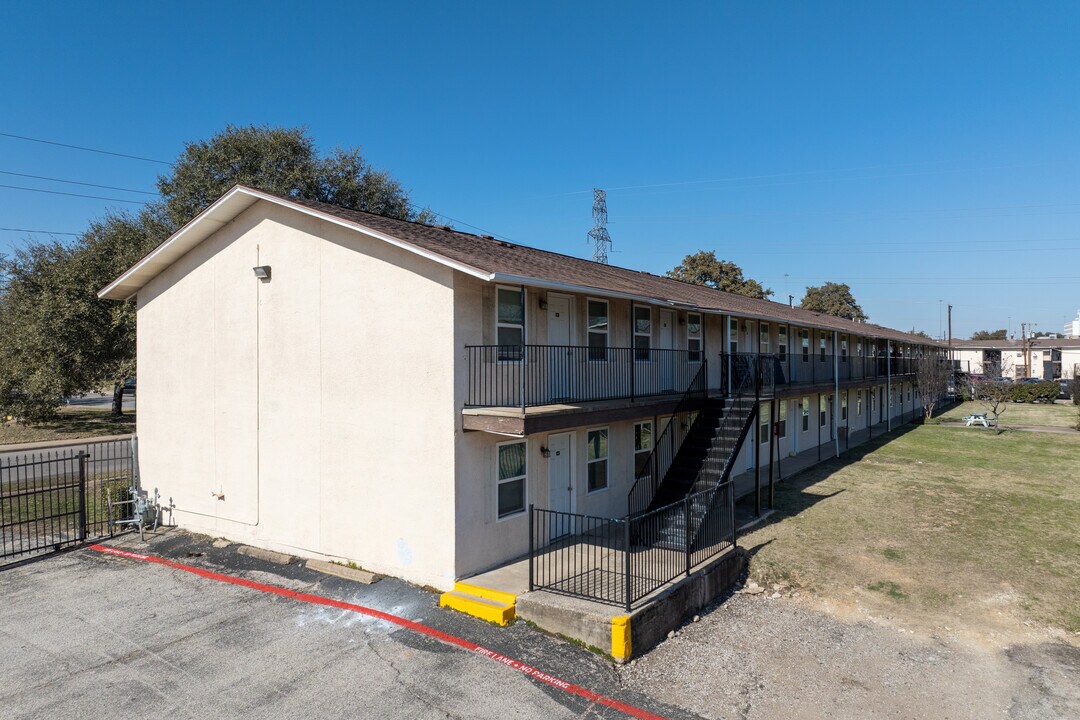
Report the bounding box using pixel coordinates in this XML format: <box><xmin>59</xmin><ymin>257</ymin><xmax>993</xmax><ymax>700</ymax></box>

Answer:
<box><xmin>659</xmin><ymin>309</ymin><xmax>676</xmax><ymax>392</ymax></box>
<box><xmin>547</xmin><ymin>432</ymin><xmax>574</xmax><ymax>538</ymax></box>
<box><xmin>547</xmin><ymin>294</ymin><xmax>573</xmax><ymax>400</ymax></box>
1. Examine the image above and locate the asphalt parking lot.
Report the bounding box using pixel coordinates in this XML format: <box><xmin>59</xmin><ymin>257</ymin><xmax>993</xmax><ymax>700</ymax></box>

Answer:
<box><xmin>0</xmin><ymin>532</ymin><xmax>695</xmax><ymax>720</ymax></box>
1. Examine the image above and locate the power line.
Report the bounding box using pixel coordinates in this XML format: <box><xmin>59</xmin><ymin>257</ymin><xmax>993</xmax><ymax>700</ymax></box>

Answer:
<box><xmin>0</xmin><ymin>227</ymin><xmax>80</xmax><ymax>236</ymax></box>
<box><xmin>0</xmin><ymin>169</ymin><xmax>158</xmax><ymax>196</ymax></box>
<box><xmin>404</xmin><ymin>201</ymin><xmax>515</xmax><ymax>242</ymax></box>
<box><xmin>0</xmin><ymin>131</ymin><xmax>173</xmax><ymax>165</ymax></box>
<box><xmin>0</xmin><ymin>182</ymin><xmax>148</xmax><ymax>205</ymax></box>
<box><xmin>550</xmin><ymin>157</ymin><xmax>1075</xmax><ymax>197</ymax></box>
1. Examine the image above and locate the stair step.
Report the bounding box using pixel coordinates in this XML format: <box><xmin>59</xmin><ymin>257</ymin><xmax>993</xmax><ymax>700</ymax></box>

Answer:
<box><xmin>438</xmin><ymin>582</ymin><xmax>516</xmax><ymax>626</ymax></box>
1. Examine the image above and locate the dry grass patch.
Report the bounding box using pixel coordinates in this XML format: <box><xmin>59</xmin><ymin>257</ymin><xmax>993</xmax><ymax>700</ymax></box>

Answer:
<box><xmin>0</xmin><ymin>407</ymin><xmax>135</xmax><ymax>446</ymax></box>
<box><xmin>742</xmin><ymin>425</ymin><xmax>1080</xmax><ymax>634</ymax></box>
<box><xmin>938</xmin><ymin>399</ymin><xmax>1077</xmax><ymax>428</ymax></box>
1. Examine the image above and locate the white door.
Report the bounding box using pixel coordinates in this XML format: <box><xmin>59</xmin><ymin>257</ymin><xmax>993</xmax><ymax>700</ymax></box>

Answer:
<box><xmin>659</xmin><ymin>310</ymin><xmax>676</xmax><ymax>392</ymax></box>
<box><xmin>547</xmin><ymin>295</ymin><xmax>572</xmax><ymax>399</ymax></box>
<box><xmin>546</xmin><ymin>432</ymin><xmax>573</xmax><ymax>539</ymax></box>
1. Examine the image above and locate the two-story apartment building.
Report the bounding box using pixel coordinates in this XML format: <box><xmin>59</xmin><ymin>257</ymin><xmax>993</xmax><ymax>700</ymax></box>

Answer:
<box><xmin>100</xmin><ymin>185</ymin><xmax>941</xmax><ymax>592</ymax></box>
<box><xmin>953</xmin><ymin>338</ymin><xmax>1080</xmax><ymax>380</ymax></box>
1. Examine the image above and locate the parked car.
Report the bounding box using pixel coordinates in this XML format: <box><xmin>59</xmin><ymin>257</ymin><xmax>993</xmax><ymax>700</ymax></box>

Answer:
<box><xmin>1019</xmin><ymin>377</ymin><xmax>1042</xmax><ymax>385</ymax></box>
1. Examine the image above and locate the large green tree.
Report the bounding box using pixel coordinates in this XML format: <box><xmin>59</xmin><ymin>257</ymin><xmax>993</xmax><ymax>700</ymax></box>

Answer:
<box><xmin>971</xmin><ymin>329</ymin><xmax>1008</xmax><ymax>340</ymax></box>
<box><xmin>0</xmin><ymin>125</ymin><xmax>433</xmax><ymax>421</ymax></box>
<box><xmin>666</xmin><ymin>250</ymin><xmax>772</xmax><ymax>299</ymax></box>
<box><xmin>799</xmin><ymin>282</ymin><xmax>868</xmax><ymax>321</ymax></box>
<box><xmin>158</xmin><ymin>125</ymin><xmax>434</xmax><ymax>227</ymax></box>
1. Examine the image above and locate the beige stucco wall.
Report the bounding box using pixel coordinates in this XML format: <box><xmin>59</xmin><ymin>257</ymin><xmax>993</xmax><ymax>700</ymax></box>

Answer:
<box><xmin>137</xmin><ymin>201</ymin><xmax>459</xmax><ymax>590</ymax></box>
<box><xmin>1062</xmin><ymin>349</ymin><xmax>1080</xmax><ymax>379</ymax></box>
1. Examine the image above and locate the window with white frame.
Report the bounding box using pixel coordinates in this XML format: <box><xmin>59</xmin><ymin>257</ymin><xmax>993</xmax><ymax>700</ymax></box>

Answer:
<box><xmin>587</xmin><ymin>299</ymin><xmax>609</xmax><ymax>361</ymax></box>
<box><xmin>801</xmin><ymin>397</ymin><xmax>810</xmax><ymax>431</ymax></box>
<box><xmin>587</xmin><ymin>428</ymin><xmax>609</xmax><ymax>492</ymax></box>
<box><xmin>857</xmin><ymin>389</ymin><xmax>863</xmax><ymax>415</ymax></box>
<box><xmin>687</xmin><ymin>313</ymin><xmax>702</xmax><ymax>362</ymax></box>
<box><xmin>841</xmin><ymin>336</ymin><xmax>848</xmax><ymax>362</ymax></box>
<box><xmin>841</xmin><ymin>391</ymin><xmax>848</xmax><ymax>421</ymax></box>
<box><xmin>634</xmin><ymin>422</ymin><xmax>652</xmax><ymax>476</ymax></box>
<box><xmin>496</xmin><ymin>441</ymin><xmax>526</xmax><ymax>519</ymax></box>
<box><xmin>819</xmin><ymin>394</ymin><xmax>827</xmax><ymax>426</ymax></box>
<box><xmin>729</xmin><ymin>318</ymin><xmax>738</xmax><ymax>354</ymax></box>
<box><xmin>778</xmin><ymin>326</ymin><xmax>788</xmax><ymax>361</ymax></box>
<box><xmin>496</xmin><ymin>287</ymin><xmax>524</xmax><ymax>361</ymax></box>
<box><xmin>760</xmin><ymin>404</ymin><xmax>770</xmax><ymax>444</ymax></box>
<box><xmin>800</xmin><ymin>329</ymin><xmax>809</xmax><ymax>362</ymax></box>
<box><xmin>759</xmin><ymin>323</ymin><xmax>770</xmax><ymax>354</ymax></box>
<box><xmin>778</xmin><ymin>400</ymin><xmax>788</xmax><ymax>438</ymax></box>
<box><xmin>633</xmin><ymin>306</ymin><xmax>651</xmax><ymax>361</ymax></box>
<box><xmin>819</xmin><ymin>333</ymin><xmax>827</xmax><ymax>360</ymax></box>
<box><xmin>857</xmin><ymin>340</ymin><xmax>863</xmax><ymax>356</ymax></box>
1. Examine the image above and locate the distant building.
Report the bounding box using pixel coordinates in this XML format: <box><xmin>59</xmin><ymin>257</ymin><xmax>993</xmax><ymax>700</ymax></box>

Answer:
<box><xmin>953</xmin><ymin>338</ymin><xmax>1080</xmax><ymax>380</ymax></box>
<box><xmin>1065</xmin><ymin>310</ymin><xmax>1080</xmax><ymax>339</ymax></box>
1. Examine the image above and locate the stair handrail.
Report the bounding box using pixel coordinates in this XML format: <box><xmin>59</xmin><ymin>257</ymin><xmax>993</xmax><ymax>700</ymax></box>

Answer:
<box><xmin>687</xmin><ymin>356</ymin><xmax>758</xmax><ymax>493</ymax></box>
<box><xmin>626</xmin><ymin>361</ymin><xmax>708</xmax><ymax>517</ymax></box>
<box><xmin>686</xmin><ymin>355</ymin><xmax>768</xmax><ymax>549</ymax></box>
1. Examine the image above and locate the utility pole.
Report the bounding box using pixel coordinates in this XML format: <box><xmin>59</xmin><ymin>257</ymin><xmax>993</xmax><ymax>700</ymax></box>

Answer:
<box><xmin>1021</xmin><ymin>322</ymin><xmax>1029</xmax><ymax>379</ymax></box>
<box><xmin>947</xmin><ymin>304</ymin><xmax>953</xmax><ymax>369</ymax></box>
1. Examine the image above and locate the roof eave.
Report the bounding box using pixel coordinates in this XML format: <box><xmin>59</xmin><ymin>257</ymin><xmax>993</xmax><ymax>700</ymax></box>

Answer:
<box><xmin>97</xmin><ymin>185</ymin><xmax>492</xmax><ymax>301</ymax></box>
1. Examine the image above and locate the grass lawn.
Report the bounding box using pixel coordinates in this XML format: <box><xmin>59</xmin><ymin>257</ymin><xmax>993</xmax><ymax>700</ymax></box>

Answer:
<box><xmin>0</xmin><ymin>406</ymin><xmax>135</xmax><ymax>446</ymax></box>
<box><xmin>938</xmin><ymin>399</ymin><xmax>1079</xmax><ymax>428</ymax></box>
<box><xmin>742</xmin><ymin>423</ymin><xmax>1080</xmax><ymax>634</ymax></box>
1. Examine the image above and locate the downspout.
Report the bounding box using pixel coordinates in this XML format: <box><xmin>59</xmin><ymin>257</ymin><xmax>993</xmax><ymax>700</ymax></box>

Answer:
<box><xmin>887</xmin><ymin>339</ymin><xmax>892</xmax><ymax>432</ymax></box>
<box><xmin>833</xmin><ymin>331</ymin><xmax>840</xmax><ymax>458</ymax></box>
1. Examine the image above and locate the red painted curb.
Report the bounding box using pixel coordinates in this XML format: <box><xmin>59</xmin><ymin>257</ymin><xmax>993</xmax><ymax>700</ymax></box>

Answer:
<box><xmin>88</xmin><ymin>544</ymin><xmax>667</xmax><ymax>720</ymax></box>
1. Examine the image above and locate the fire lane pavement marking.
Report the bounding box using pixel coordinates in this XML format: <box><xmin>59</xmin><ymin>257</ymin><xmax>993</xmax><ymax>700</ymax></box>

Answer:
<box><xmin>88</xmin><ymin>545</ymin><xmax>667</xmax><ymax>720</ymax></box>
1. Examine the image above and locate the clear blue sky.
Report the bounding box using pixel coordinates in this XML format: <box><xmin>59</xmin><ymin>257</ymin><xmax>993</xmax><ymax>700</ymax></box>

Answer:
<box><xmin>2</xmin><ymin>1</ymin><xmax>1078</xmax><ymax>339</ymax></box>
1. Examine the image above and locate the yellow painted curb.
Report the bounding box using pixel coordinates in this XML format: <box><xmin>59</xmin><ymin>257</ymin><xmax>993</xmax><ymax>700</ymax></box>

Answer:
<box><xmin>453</xmin><ymin>581</ymin><xmax>517</xmax><ymax>606</ymax></box>
<box><xmin>611</xmin><ymin>615</ymin><xmax>632</xmax><ymax>661</ymax></box>
<box><xmin>439</xmin><ymin>590</ymin><xmax>515</xmax><ymax>626</ymax></box>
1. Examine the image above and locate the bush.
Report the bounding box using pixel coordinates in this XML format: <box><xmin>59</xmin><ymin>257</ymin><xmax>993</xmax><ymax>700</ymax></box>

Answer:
<box><xmin>1007</xmin><ymin>381</ymin><xmax>1060</xmax><ymax>403</ymax></box>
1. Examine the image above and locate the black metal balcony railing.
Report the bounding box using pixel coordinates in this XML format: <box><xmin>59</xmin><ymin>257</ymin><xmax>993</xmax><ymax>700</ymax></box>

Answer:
<box><xmin>720</xmin><ymin>352</ymin><xmax>919</xmax><ymax>390</ymax></box>
<box><xmin>465</xmin><ymin>345</ymin><xmax>701</xmax><ymax>410</ymax></box>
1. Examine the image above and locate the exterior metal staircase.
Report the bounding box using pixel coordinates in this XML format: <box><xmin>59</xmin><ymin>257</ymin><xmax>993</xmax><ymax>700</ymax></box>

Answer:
<box><xmin>628</xmin><ymin>356</ymin><xmax>764</xmax><ymax>553</ymax></box>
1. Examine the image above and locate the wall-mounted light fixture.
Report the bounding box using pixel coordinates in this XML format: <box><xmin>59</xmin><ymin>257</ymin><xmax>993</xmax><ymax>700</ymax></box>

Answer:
<box><xmin>538</xmin><ymin>297</ymin><xmax>548</xmax><ymax>310</ymax></box>
<box><xmin>540</xmin><ymin>446</ymin><xmax>551</xmax><ymax>458</ymax></box>
<box><xmin>253</xmin><ymin>266</ymin><xmax>271</xmax><ymax>281</ymax></box>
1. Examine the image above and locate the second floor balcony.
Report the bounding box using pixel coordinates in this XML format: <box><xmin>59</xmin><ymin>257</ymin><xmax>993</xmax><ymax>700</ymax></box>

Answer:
<box><xmin>462</xmin><ymin>345</ymin><xmax>926</xmax><ymax>434</ymax></box>
<box><xmin>464</xmin><ymin>344</ymin><xmax>703</xmax><ymax>411</ymax></box>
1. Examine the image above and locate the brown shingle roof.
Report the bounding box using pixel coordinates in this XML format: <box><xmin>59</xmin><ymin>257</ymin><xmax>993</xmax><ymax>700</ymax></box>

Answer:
<box><xmin>283</xmin><ymin>193</ymin><xmax>938</xmax><ymax>346</ymax></box>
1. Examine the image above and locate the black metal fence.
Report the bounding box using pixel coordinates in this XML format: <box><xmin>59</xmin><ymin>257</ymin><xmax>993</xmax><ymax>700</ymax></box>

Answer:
<box><xmin>529</xmin><ymin>481</ymin><xmax>736</xmax><ymax>611</ymax></box>
<box><xmin>1</xmin><ymin>439</ymin><xmax>136</xmax><ymax>566</ymax></box>
<box><xmin>465</xmin><ymin>345</ymin><xmax>701</xmax><ymax>409</ymax></box>
<box><xmin>721</xmin><ymin>352</ymin><xmax>918</xmax><ymax>391</ymax></box>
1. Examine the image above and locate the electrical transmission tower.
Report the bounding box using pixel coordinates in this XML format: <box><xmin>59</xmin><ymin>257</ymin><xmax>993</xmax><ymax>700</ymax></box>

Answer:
<box><xmin>588</xmin><ymin>188</ymin><xmax>612</xmax><ymax>264</ymax></box>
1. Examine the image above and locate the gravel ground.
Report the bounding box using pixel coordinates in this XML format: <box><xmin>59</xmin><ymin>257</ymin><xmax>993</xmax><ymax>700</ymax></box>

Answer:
<box><xmin>620</xmin><ymin>593</ymin><xmax>1080</xmax><ymax>720</ymax></box>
